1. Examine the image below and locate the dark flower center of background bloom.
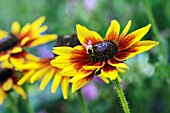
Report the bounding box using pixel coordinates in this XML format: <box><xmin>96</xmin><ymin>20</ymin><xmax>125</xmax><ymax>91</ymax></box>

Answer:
<box><xmin>0</xmin><ymin>34</ymin><xmax>18</xmax><ymax>52</ymax></box>
<box><xmin>87</xmin><ymin>41</ymin><xmax>118</xmax><ymax>62</ymax></box>
<box><xmin>0</xmin><ymin>68</ymin><xmax>13</xmax><ymax>83</ymax></box>
<box><xmin>55</xmin><ymin>34</ymin><xmax>80</xmax><ymax>47</ymax></box>
<box><xmin>54</xmin><ymin>34</ymin><xmax>81</xmax><ymax>56</ymax></box>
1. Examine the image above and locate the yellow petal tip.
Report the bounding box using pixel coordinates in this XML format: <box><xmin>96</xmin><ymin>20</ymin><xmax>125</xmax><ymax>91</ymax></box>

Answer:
<box><xmin>39</xmin><ymin>88</ymin><xmax>44</xmax><ymax>91</ymax></box>
<box><xmin>111</xmin><ymin>20</ymin><xmax>119</xmax><ymax>24</ymax></box>
<box><xmin>156</xmin><ymin>41</ymin><xmax>160</xmax><ymax>45</ymax></box>
<box><xmin>71</xmin><ymin>90</ymin><xmax>75</xmax><ymax>94</ymax></box>
<box><xmin>76</xmin><ymin>24</ymin><xmax>83</xmax><ymax>29</ymax></box>
<box><xmin>147</xmin><ymin>24</ymin><xmax>151</xmax><ymax>28</ymax></box>
<box><xmin>64</xmin><ymin>97</ymin><xmax>68</xmax><ymax>99</ymax></box>
<box><xmin>40</xmin><ymin>16</ymin><xmax>46</xmax><ymax>21</ymax></box>
<box><xmin>128</xmin><ymin>20</ymin><xmax>132</xmax><ymax>24</ymax></box>
<box><xmin>17</xmin><ymin>81</ymin><xmax>23</xmax><ymax>86</ymax></box>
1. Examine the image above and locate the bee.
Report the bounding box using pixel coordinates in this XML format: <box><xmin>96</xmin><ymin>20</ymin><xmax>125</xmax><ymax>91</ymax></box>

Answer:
<box><xmin>83</xmin><ymin>40</ymin><xmax>96</xmax><ymax>55</ymax></box>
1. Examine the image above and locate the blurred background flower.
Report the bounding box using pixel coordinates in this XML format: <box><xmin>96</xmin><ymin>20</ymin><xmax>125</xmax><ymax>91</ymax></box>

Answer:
<box><xmin>82</xmin><ymin>81</ymin><xmax>98</xmax><ymax>101</ymax></box>
<box><xmin>0</xmin><ymin>67</ymin><xmax>26</xmax><ymax>105</ymax></box>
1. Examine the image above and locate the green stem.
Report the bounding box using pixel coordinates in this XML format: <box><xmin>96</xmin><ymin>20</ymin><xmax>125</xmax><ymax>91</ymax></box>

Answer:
<box><xmin>113</xmin><ymin>78</ymin><xmax>130</xmax><ymax>113</ymax></box>
<box><xmin>143</xmin><ymin>0</ymin><xmax>167</xmax><ymax>64</ymax></box>
<box><xmin>77</xmin><ymin>90</ymin><xmax>89</xmax><ymax>113</ymax></box>
<box><xmin>24</xmin><ymin>98</ymin><xmax>35</xmax><ymax>113</ymax></box>
<box><xmin>23</xmin><ymin>85</ymin><xmax>35</xmax><ymax>113</ymax></box>
<box><xmin>7</xmin><ymin>94</ymin><xmax>19</xmax><ymax>113</ymax></box>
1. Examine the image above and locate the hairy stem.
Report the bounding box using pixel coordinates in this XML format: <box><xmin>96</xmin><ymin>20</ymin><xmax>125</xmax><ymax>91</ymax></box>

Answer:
<box><xmin>113</xmin><ymin>78</ymin><xmax>130</xmax><ymax>113</ymax></box>
<box><xmin>77</xmin><ymin>90</ymin><xmax>89</xmax><ymax>113</ymax></box>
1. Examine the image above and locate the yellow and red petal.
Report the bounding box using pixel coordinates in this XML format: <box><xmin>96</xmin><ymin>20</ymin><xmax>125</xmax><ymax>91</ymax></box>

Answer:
<box><xmin>98</xmin><ymin>74</ymin><xmax>110</xmax><ymax>84</ymax></box>
<box><xmin>105</xmin><ymin>20</ymin><xmax>120</xmax><ymax>41</ymax></box>
<box><xmin>69</xmin><ymin>68</ymin><xmax>94</xmax><ymax>82</ymax></box>
<box><xmin>29</xmin><ymin>66</ymin><xmax>51</xmax><ymax>83</ymax></box>
<box><xmin>30</xmin><ymin>16</ymin><xmax>46</xmax><ymax>32</ymax></box>
<box><xmin>25</xmin><ymin>34</ymin><xmax>57</xmax><ymax>47</ymax></box>
<box><xmin>60</xmin><ymin>65</ymin><xmax>77</xmax><ymax>76</ymax></box>
<box><xmin>51</xmin><ymin>56</ymin><xmax>71</xmax><ymax>68</ymax></box>
<box><xmin>24</xmin><ymin>52</ymin><xmax>40</xmax><ymax>61</ymax></box>
<box><xmin>11</xmin><ymin>21</ymin><xmax>21</xmax><ymax>35</ymax></box>
<box><xmin>40</xmin><ymin>68</ymin><xmax>56</xmax><ymax>90</ymax></box>
<box><xmin>73</xmin><ymin>45</ymin><xmax>85</xmax><ymax>50</ymax></box>
<box><xmin>83</xmin><ymin>61</ymin><xmax>105</xmax><ymax>70</ymax></box>
<box><xmin>51</xmin><ymin>71</ymin><xmax>62</xmax><ymax>93</ymax></box>
<box><xmin>101</xmin><ymin>63</ymin><xmax>118</xmax><ymax>80</ymax></box>
<box><xmin>71</xmin><ymin>74</ymin><xmax>94</xmax><ymax>93</ymax></box>
<box><xmin>90</xmin><ymin>30</ymin><xmax>103</xmax><ymax>42</ymax></box>
<box><xmin>61</xmin><ymin>76</ymin><xmax>70</xmax><ymax>99</ymax></box>
<box><xmin>71</xmin><ymin>58</ymin><xmax>92</xmax><ymax>71</ymax></box>
<box><xmin>117</xmin><ymin>67</ymin><xmax>126</xmax><ymax>73</ymax></box>
<box><xmin>20</xmin><ymin>37</ymin><xmax>31</xmax><ymax>46</ymax></box>
<box><xmin>117</xmin><ymin>20</ymin><xmax>131</xmax><ymax>43</ymax></box>
<box><xmin>18</xmin><ymin>70</ymin><xmax>35</xmax><ymax>85</ymax></box>
<box><xmin>76</xmin><ymin>24</ymin><xmax>103</xmax><ymax>45</ymax></box>
<box><xmin>32</xmin><ymin>25</ymin><xmax>48</xmax><ymax>38</ymax></box>
<box><xmin>69</xmin><ymin>48</ymin><xmax>92</xmax><ymax>70</ymax></box>
<box><xmin>124</xmin><ymin>40</ymin><xmax>159</xmax><ymax>60</ymax></box>
<box><xmin>52</xmin><ymin>47</ymin><xmax>73</xmax><ymax>55</ymax></box>
<box><xmin>133</xmin><ymin>40</ymin><xmax>159</xmax><ymax>51</ymax></box>
<box><xmin>114</xmin><ymin>47</ymin><xmax>137</xmax><ymax>61</ymax></box>
<box><xmin>115</xmin><ymin>40</ymin><xmax>159</xmax><ymax>61</ymax></box>
<box><xmin>19</xmin><ymin>23</ymin><xmax>31</xmax><ymax>39</ymax></box>
<box><xmin>11</xmin><ymin>47</ymin><xmax>23</xmax><ymax>54</ymax></box>
<box><xmin>118</xmin><ymin>24</ymin><xmax>151</xmax><ymax>50</ymax></box>
<box><xmin>107</xmin><ymin>58</ymin><xmax>128</xmax><ymax>69</ymax></box>
<box><xmin>16</xmin><ymin>62</ymin><xmax>44</xmax><ymax>70</ymax></box>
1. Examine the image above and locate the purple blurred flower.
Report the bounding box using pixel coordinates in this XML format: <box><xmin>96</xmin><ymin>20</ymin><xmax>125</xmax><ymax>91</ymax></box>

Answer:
<box><xmin>82</xmin><ymin>82</ymin><xmax>98</xmax><ymax>101</ymax></box>
<box><xmin>37</xmin><ymin>45</ymin><xmax>54</xmax><ymax>58</ymax></box>
<box><xmin>93</xmin><ymin>76</ymin><xmax>105</xmax><ymax>84</ymax></box>
<box><xmin>83</xmin><ymin>0</ymin><xmax>97</xmax><ymax>11</ymax></box>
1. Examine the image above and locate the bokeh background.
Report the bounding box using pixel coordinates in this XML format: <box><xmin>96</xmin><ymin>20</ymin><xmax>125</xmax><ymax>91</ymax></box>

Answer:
<box><xmin>0</xmin><ymin>0</ymin><xmax>170</xmax><ymax>113</ymax></box>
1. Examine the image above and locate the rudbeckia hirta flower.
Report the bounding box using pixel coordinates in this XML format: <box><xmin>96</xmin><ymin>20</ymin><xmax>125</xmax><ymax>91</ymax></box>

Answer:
<box><xmin>0</xmin><ymin>16</ymin><xmax>57</xmax><ymax>64</ymax></box>
<box><xmin>17</xmin><ymin>35</ymin><xmax>110</xmax><ymax>99</ymax></box>
<box><xmin>15</xmin><ymin>35</ymin><xmax>80</xmax><ymax>99</ymax></box>
<box><xmin>0</xmin><ymin>67</ymin><xmax>27</xmax><ymax>104</ymax></box>
<box><xmin>51</xmin><ymin>20</ymin><xmax>159</xmax><ymax>93</ymax></box>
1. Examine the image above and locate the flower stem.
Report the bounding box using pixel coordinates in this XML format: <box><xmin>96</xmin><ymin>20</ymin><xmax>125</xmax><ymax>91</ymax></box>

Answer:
<box><xmin>77</xmin><ymin>90</ymin><xmax>89</xmax><ymax>113</ymax></box>
<box><xmin>113</xmin><ymin>78</ymin><xmax>130</xmax><ymax>113</ymax></box>
<box><xmin>143</xmin><ymin>0</ymin><xmax>167</xmax><ymax>64</ymax></box>
<box><xmin>7</xmin><ymin>94</ymin><xmax>19</xmax><ymax>113</ymax></box>
<box><xmin>23</xmin><ymin>85</ymin><xmax>35</xmax><ymax>113</ymax></box>
<box><xmin>24</xmin><ymin>98</ymin><xmax>35</xmax><ymax>113</ymax></box>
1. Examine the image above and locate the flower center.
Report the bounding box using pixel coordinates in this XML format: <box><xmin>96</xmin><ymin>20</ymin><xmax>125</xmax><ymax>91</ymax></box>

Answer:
<box><xmin>54</xmin><ymin>34</ymin><xmax>81</xmax><ymax>57</ymax></box>
<box><xmin>0</xmin><ymin>34</ymin><xmax>18</xmax><ymax>52</ymax></box>
<box><xmin>0</xmin><ymin>68</ymin><xmax>13</xmax><ymax>83</ymax></box>
<box><xmin>55</xmin><ymin>34</ymin><xmax>80</xmax><ymax>47</ymax></box>
<box><xmin>87</xmin><ymin>41</ymin><xmax>118</xmax><ymax>62</ymax></box>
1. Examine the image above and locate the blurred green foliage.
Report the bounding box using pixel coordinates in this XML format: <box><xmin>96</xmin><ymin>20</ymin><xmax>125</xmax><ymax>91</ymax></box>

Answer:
<box><xmin>0</xmin><ymin>0</ymin><xmax>170</xmax><ymax>113</ymax></box>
